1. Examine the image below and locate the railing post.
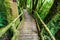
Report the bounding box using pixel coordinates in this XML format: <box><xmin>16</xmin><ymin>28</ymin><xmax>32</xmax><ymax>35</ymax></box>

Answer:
<box><xmin>11</xmin><ymin>22</ymin><xmax>18</xmax><ymax>40</ymax></box>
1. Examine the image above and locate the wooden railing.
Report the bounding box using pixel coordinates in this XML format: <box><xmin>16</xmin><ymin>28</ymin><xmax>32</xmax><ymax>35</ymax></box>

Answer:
<box><xmin>0</xmin><ymin>9</ymin><xmax>24</xmax><ymax>40</ymax></box>
<box><xmin>32</xmin><ymin>10</ymin><xmax>56</xmax><ymax>40</ymax></box>
<box><xmin>0</xmin><ymin>8</ymin><xmax>56</xmax><ymax>40</ymax></box>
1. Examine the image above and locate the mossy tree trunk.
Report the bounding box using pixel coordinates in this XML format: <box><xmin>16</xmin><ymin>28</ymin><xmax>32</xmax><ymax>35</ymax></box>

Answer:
<box><xmin>5</xmin><ymin>0</ymin><xmax>20</xmax><ymax>40</ymax></box>
<box><xmin>7</xmin><ymin>0</ymin><xmax>20</xmax><ymax>27</ymax></box>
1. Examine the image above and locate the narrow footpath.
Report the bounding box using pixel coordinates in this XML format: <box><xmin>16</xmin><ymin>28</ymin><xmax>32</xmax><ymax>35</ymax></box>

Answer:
<box><xmin>17</xmin><ymin>9</ymin><xmax>39</xmax><ymax>40</ymax></box>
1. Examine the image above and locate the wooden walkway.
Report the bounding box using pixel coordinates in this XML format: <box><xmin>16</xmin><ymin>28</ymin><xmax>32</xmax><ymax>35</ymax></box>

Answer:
<box><xmin>17</xmin><ymin>9</ymin><xmax>39</xmax><ymax>40</ymax></box>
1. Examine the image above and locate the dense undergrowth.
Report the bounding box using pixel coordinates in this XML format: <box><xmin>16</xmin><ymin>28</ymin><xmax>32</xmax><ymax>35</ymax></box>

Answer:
<box><xmin>0</xmin><ymin>0</ymin><xmax>60</xmax><ymax>40</ymax></box>
<box><xmin>0</xmin><ymin>0</ymin><xmax>10</xmax><ymax>27</ymax></box>
<box><xmin>27</xmin><ymin>0</ymin><xmax>60</xmax><ymax>40</ymax></box>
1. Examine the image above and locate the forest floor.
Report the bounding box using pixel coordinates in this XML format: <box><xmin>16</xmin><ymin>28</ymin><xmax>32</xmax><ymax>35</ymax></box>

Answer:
<box><xmin>17</xmin><ymin>9</ymin><xmax>39</xmax><ymax>40</ymax></box>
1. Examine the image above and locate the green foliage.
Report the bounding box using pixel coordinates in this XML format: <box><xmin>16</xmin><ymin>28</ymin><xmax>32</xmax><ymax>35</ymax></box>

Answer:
<box><xmin>0</xmin><ymin>0</ymin><xmax>60</xmax><ymax>40</ymax></box>
<box><xmin>0</xmin><ymin>0</ymin><xmax>10</xmax><ymax>27</ymax></box>
<box><xmin>27</xmin><ymin>0</ymin><xmax>31</xmax><ymax>8</ymax></box>
<box><xmin>38</xmin><ymin>0</ymin><xmax>54</xmax><ymax>20</ymax></box>
<box><xmin>29</xmin><ymin>0</ymin><xmax>60</xmax><ymax>40</ymax></box>
<box><xmin>18</xmin><ymin>0</ymin><xmax>27</xmax><ymax>8</ymax></box>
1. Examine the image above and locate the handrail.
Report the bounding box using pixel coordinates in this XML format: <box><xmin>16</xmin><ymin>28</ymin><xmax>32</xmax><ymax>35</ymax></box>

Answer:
<box><xmin>11</xmin><ymin>11</ymin><xmax>24</xmax><ymax>40</ymax></box>
<box><xmin>32</xmin><ymin>10</ymin><xmax>56</xmax><ymax>40</ymax></box>
<box><xmin>11</xmin><ymin>18</ymin><xmax>24</xmax><ymax>40</ymax></box>
<box><xmin>0</xmin><ymin>10</ymin><xmax>23</xmax><ymax>38</ymax></box>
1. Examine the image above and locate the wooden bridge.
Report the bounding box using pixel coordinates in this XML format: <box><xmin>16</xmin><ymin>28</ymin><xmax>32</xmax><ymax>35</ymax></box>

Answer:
<box><xmin>0</xmin><ymin>0</ymin><xmax>60</xmax><ymax>40</ymax></box>
<box><xmin>0</xmin><ymin>8</ymin><xmax>56</xmax><ymax>40</ymax></box>
<box><xmin>17</xmin><ymin>9</ymin><xmax>39</xmax><ymax>40</ymax></box>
